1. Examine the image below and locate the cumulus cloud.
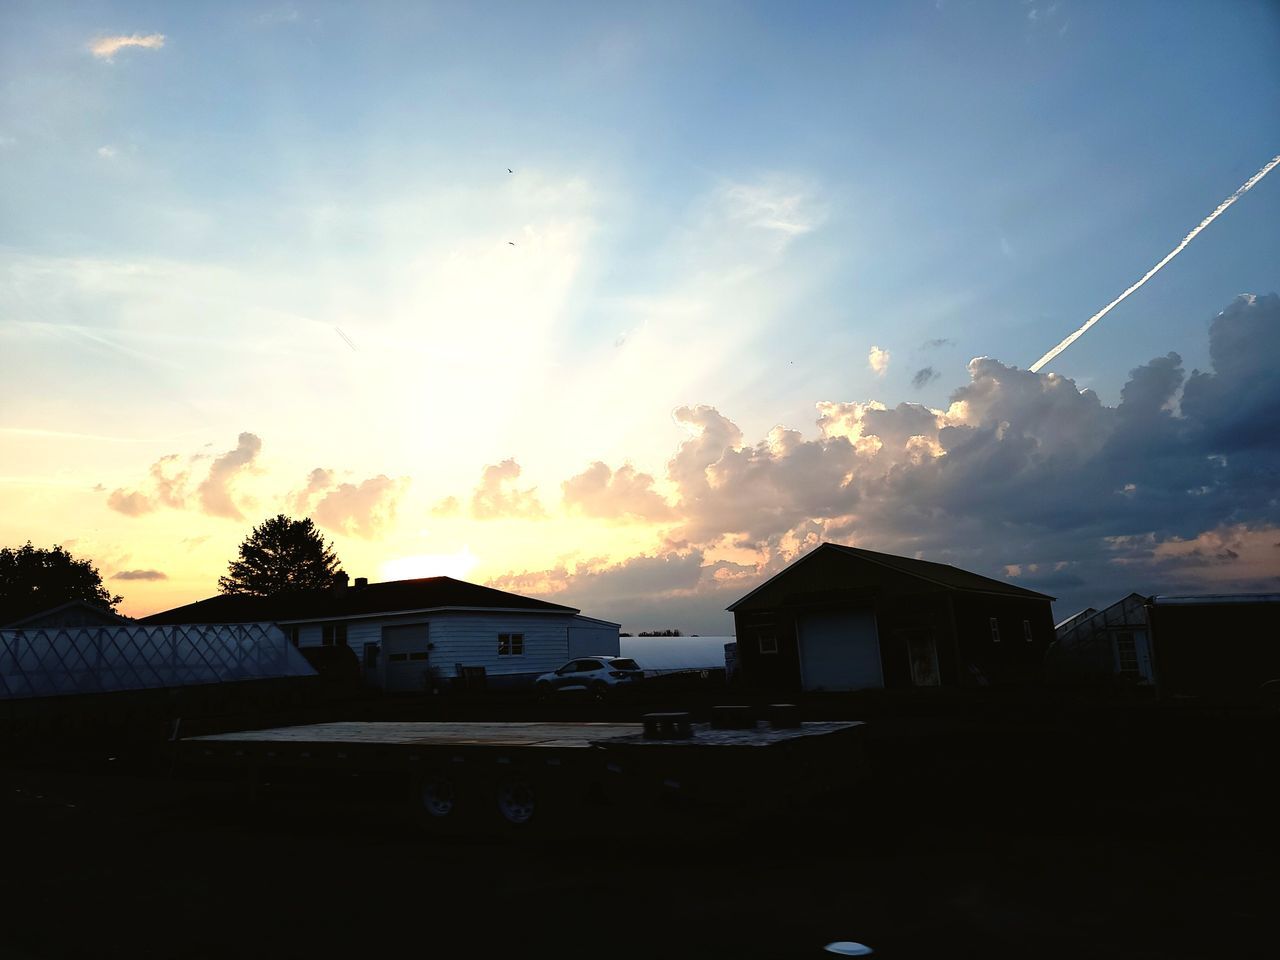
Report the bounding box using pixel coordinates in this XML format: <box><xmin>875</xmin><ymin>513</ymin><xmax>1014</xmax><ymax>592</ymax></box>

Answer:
<box><xmin>868</xmin><ymin>345</ymin><xmax>891</xmax><ymax>376</ymax></box>
<box><xmin>501</xmin><ymin>293</ymin><xmax>1280</xmax><ymax>626</ymax></box>
<box><xmin>911</xmin><ymin>366</ymin><xmax>941</xmax><ymax>389</ymax></box>
<box><xmin>561</xmin><ymin>462</ymin><xmax>675</xmax><ymax>522</ymax></box>
<box><xmin>107</xmin><ymin>453</ymin><xmax>191</xmax><ymax>516</ymax></box>
<box><xmin>89</xmin><ymin>33</ymin><xmax>165</xmax><ymax>61</ymax></box>
<box><xmin>97</xmin><ymin>145</ymin><xmax>117</xmax><ymax>159</ymax></box>
<box><xmin>292</xmin><ymin>467</ymin><xmax>409</xmax><ymax>538</ymax></box>
<box><xmin>469</xmin><ymin>459</ymin><xmax>545</xmax><ymax>519</ymax></box>
<box><xmin>107</xmin><ymin>434</ymin><xmax>258</xmax><ymax>520</ymax></box>
<box><xmin>197</xmin><ymin>432</ymin><xmax>262</xmax><ymax>519</ymax></box>
<box><xmin>111</xmin><ymin>569</ymin><xmax>167</xmax><ymax>581</ymax></box>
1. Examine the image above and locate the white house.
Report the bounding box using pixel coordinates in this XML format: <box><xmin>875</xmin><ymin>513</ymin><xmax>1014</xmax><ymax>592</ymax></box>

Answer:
<box><xmin>142</xmin><ymin>574</ymin><xmax>620</xmax><ymax>693</ymax></box>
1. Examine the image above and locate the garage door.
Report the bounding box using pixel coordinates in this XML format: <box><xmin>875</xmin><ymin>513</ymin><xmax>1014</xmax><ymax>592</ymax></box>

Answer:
<box><xmin>797</xmin><ymin>609</ymin><xmax>883</xmax><ymax>692</ymax></box>
<box><xmin>382</xmin><ymin>623</ymin><xmax>430</xmax><ymax>692</ymax></box>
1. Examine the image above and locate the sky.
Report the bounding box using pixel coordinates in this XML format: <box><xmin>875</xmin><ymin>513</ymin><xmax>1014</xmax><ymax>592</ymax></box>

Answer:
<box><xmin>2</xmin><ymin>0</ymin><xmax>1278</xmax><ymax>633</ymax></box>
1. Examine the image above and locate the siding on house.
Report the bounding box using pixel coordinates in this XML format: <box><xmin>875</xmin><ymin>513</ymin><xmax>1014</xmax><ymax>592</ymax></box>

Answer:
<box><xmin>567</xmin><ymin>615</ymin><xmax>622</xmax><ymax>659</ymax></box>
<box><xmin>294</xmin><ymin>610</ymin><xmax>573</xmax><ymax>686</ymax></box>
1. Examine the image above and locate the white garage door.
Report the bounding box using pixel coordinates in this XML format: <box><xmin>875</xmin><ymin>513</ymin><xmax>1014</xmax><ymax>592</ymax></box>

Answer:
<box><xmin>798</xmin><ymin>609</ymin><xmax>883</xmax><ymax>692</ymax></box>
<box><xmin>382</xmin><ymin>623</ymin><xmax>430</xmax><ymax>692</ymax></box>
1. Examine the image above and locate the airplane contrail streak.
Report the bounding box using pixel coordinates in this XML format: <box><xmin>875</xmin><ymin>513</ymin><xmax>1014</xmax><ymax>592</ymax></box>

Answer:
<box><xmin>1030</xmin><ymin>153</ymin><xmax>1280</xmax><ymax>373</ymax></box>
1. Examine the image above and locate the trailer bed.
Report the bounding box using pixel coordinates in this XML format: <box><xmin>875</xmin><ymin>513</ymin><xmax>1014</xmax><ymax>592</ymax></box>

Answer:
<box><xmin>187</xmin><ymin>719</ymin><xmax>861</xmax><ymax>751</ymax></box>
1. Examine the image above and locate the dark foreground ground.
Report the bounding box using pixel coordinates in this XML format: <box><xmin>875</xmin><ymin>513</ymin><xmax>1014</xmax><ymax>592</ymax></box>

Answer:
<box><xmin>2</xmin><ymin>696</ymin><xmax>1277</xmax><ymax>959</ymax></box>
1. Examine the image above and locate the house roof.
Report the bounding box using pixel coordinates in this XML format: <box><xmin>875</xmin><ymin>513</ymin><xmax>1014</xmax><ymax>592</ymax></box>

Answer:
<box><xmin>727</xmin><ymin>542</ymin><xmax>1055</xmax><ymax>611</ymax></box>
<box><xmin>140</xmin><ymin>576</ymin><xmax>579</xmax><ymax>625</ymax></box>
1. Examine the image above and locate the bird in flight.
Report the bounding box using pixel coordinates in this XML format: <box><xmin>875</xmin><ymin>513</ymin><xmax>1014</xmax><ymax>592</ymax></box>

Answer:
<box><xmin>508</xmin><ymin>241</ymin><xmax>516</xmax><ymax>246</ymax></box>
<box><xmin>507</xmin><ymin>168</ymin><xmax>513</xmax><ymax>174</ymax></box>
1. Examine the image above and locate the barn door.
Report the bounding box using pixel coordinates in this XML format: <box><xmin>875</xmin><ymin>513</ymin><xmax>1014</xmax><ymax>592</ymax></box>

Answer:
<box><xmin>904</xmin><ymin>630</ymin><xmax>941</xmax><ymax>687</ymax></box>
<box><xmin>797</xmin><ymin>609</ymin><xmax>883</xmax><ymax>692</ymax></box>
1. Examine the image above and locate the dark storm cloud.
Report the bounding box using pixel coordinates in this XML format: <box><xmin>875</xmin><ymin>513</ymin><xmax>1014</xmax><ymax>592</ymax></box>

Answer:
<box><xmin>490</xmin><ymin>294</ymin><xmax>1280</xmax><ymax>625</ymax></box>
<box><xmin>911</xmin><ymin>366</ymin><xmax>941</xmax><ymax>389</ymax></box>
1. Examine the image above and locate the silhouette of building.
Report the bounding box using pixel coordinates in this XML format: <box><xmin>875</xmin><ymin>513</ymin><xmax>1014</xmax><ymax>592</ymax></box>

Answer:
<box><xmin>1049</xmin><ymin>592</ymin><xmax>1280</xmax><ymax>700</ymax></box>
<box><xmin>142</xmin><ymin>575</ymin><xmax>620</xmax><ymax>693</ymax></box>
<box><xmin>1047</xmin><ymin>593</ymin><xmax>1154</xmax><ymax>686</ymax></box>
<box><xmin>4</xmin><ymin>599</ymin><xmax>128</xmax><ymax>629</ymax></box>
<box><xmin>0</xmin><ymin>621</ymin><xmax>314</xmax><ymax>701</ymax></box>
<box><xmin>728</xmin><ymin>542</ymin><xmax>1054</xmax><ymax>693</ymax></box>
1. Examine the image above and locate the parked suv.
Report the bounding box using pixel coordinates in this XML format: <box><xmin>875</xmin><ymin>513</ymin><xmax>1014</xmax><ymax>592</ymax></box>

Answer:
<box><xmin>535</xmin><ymin>656</ymin><xmax>644</xmax><ymax>701</ymax></box>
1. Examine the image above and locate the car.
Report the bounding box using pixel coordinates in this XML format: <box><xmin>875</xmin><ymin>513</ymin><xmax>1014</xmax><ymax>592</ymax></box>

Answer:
<box><xmin>534</xmin><ymin>656</ymin><xmax>644</xmax><ymax>701</ymax></box>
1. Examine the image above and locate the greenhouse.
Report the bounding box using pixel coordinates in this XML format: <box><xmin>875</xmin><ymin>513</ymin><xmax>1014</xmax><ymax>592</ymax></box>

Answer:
<box><xmin>0</xmin><ymin>622</ymin><xmax>315</xmax><ymax>701</ymax></box>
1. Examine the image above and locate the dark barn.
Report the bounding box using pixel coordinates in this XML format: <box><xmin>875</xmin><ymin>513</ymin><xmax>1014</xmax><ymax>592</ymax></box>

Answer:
<box><xmin>1147</xmin><ymin>594</ymin><xmax>1280</xmax><ymax>701</ymax></box>
<box><xmin>728</xmin><ymin>543</ymin><xmax>1054</xmax><ymax>694</ymax></box>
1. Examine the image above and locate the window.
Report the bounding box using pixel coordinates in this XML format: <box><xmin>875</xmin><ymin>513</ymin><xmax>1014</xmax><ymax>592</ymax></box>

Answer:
<box><xmin>322</xmin><ymin>622</ymin><xmax>348</xmax><ymax>647</ymax></box>
<box><xmin>285</xmin><ymin>625</ymin><xmax>300</xmax><ymax>647</ymax></box>
<box><xmin>388</xmin><ymin>652</ymin><xmax>408</xmax><ymax>662</ymax></box>
<box><xmin>1023</xmin><ymin>619</ymin><xmax>1033</xmax><ymax>643</ymax></box>
<box><xmin>1114</xmin><ymin>631</ymin><xmax>1139</xmax><ymax>676</ymax></box>
<box><xmin>989</xmin><ymin>618</ymin><xmax>1000</xmax><ymax>643</ymax></box>
<box><xmin>498</xmin><ymin>632</ymin><xmax>524</xmax><ymax>656</ymax></box>
<box><xmin>759</xmin><ymin>635</ymin><xmax>778</xmax><ymax>655</ymax></box>
<box><xmin>408</xmin><ymin>651</ymin><xmax>429</xmax><ymax>661</ymax></box>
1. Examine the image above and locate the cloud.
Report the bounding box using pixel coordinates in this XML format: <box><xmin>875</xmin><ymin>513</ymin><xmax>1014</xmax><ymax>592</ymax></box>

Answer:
<box><xmin>469</xmin><ymin>459</ymin><xmax>546</xmax><ymax>519</ymax></box>
<box><xmin>96</xmin><ymin>145</ymin><xmax>117</xmax><ymax>160</ymax></box>
<box><xmin>197</xmin><ymin>432</ymin><xmax>262</xmax><ymax>519</ymax></box>
<box><xmin>107</xmin><ymin>453</ymin><xmax>191</xmax><ymax>516</ymax></box>
<box><xmin>868</xmin><ymin>345</ymin><xmax>891</xmax><ymax>377</ymax></box>
<box><xmin>911</xmin><ymin>366</ymin><xmax>941</xmax><ymax>389</ymax></box>
<box><xmin>89</xmin><ymin>33</ymin><xmax>166</xmax><ymax>61</ymax></box>
<box><xmin>111</xmin><ymin>569</ymin><xmax>167</xmax><ymax>581</ymax></box>
<box><xmin>516</xmin><ymin>292</ymin><xmax>1280</xmax><ymax>625</ymax></box>
<box><xmin>292</xmin><ymin>467</ymin><xmax>409</xmax><ymax>538</ymax></box>
<box><xmin>561</xmin><ymin>462</ymin><xmax>675</xmax><ymax>522</ymax></box>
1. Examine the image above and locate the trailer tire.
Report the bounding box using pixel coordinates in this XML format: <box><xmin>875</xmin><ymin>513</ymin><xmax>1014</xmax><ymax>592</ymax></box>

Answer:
<box><xmin>413</xmin><ymin>769</ymin><xmax>465</xmax><ymax>833</ymax></box>
<box><xmin>493</xmin><ymin>773</ymin><xmax>539</xmax><ymax>828</ymax></box>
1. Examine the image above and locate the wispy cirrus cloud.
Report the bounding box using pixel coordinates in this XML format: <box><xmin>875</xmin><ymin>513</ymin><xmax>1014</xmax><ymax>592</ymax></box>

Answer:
<box><xmin>89</xmin><ymin>33</ymin><xmax>166</xmax><ymax>62</ymax></box>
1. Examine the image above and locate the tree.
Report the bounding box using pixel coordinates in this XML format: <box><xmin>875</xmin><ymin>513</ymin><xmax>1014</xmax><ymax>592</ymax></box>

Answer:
<box><xmin>637</xmin><ymin>629</ymin><xmax>683</xmax><ymax>637</ymax></box>
<box><xmin>0</xmin><ymin>542</ymin><xmax>123</xmax><ymax>625</ymax></box>
<box><xmin>219</xmin><ymin>515</ymin><xmax>344</xmax><ymax>596</ymax></box>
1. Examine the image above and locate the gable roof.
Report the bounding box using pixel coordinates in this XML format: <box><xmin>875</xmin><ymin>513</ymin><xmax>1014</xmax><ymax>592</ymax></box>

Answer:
<box><xmin>140</xmin><ymin>576</ymin><xmax>578</xmax><ymax>625</ymax></box>
<box><xmin>4</xmin><ymin>600</ymin><xmax>130</xmax><ymax>628</ymax></box>
<box><xmin>727</xmin><ymin>541</ymin><xmax>1055</xmax><ymax>611</ymax></box>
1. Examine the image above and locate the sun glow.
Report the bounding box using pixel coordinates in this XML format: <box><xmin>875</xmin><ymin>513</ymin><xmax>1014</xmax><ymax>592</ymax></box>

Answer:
<box><xmin>379</xmin><ymin>548</ymin><xmax>479</xmax><ymax>582</ymax></box>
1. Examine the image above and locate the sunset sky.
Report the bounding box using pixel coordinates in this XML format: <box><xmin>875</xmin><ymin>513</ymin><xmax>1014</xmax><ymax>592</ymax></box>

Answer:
<box><xmin>2</xmin><ymin>1</ymin><xmax>1278</xmax><ymax>632</ymax></box>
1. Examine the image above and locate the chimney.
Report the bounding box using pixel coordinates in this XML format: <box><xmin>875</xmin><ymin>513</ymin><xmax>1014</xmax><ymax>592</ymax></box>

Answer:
<box><xmin>332</xmin><ymin>571</ymin><xmax>350</xmax><ymax>596</ymax></box>
<box><xmin>354</xmin><ymin>577</ymin><xmax>368</xmax><ymax>588</ymax></box>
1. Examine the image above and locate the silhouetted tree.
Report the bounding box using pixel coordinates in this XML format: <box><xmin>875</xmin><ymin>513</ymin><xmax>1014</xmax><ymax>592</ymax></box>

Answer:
<box><xmin>637</xmin><ymin>629</ymin><xmax>683</xmax><ymax>637</ymax></box>
<box><xmin>218</xmin><ymin>515</ymin><xmax>344</xmax><ymax>596</ymax></box>
<box><xmin>0</xmin><ymin>542</ymin><xmax>122</xmax><ymax>625</ymax></box>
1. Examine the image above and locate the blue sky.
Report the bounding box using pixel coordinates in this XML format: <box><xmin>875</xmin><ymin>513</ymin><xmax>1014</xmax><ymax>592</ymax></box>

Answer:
<box><xmin>2</xmin><ymin>1</ymin><xmax>1278</xmax><ymax>627</ymax></box>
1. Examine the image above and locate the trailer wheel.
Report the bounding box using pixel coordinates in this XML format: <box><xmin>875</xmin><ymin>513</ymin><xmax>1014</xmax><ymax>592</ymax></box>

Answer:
<box><xmin>419</xmin><ymin>775</ymin><xmax>458</xmax><ymax>820</ymax></box>
<box><xmin>493</xmin><ymin>775</ymin><xmax>538</xmax><ymax>827</ymax></box>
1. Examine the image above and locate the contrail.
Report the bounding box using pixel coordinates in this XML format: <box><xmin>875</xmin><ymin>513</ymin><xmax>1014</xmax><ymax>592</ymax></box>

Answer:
<box><xmin>1030</xmin><ymin>153</ymin><xmax>1280</xmax><ymax>373</ymax></box>
<box><xmin>334</xmin><ymin>326</ymin><xmax>358</xmax><ymax>351</ymax></box>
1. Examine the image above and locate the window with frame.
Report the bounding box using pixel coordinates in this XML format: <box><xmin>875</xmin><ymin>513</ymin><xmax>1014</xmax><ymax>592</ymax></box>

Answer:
<box><xmin>759</xmin><ymin>635</ymin><xmax>778</xmax><ymax>655</ymax></box>
<box><xmin>989</xmin><ymin>617</ymin><xmax>1001</xmax><ymax>643</ymax></box>
<box><xmin>498</xmin><ymin>632</ymin><xmax>524</xmax><ymax>656</ymax></box>
<box><xmin>1114</xmin><ymin>631</ymin><xmax>1139</xmax><ymax>676</ymax></box>
<box><xmin>322</xmin><ymin>622</ymin><xmax>348</xmax><ymax>647</ymax></box>
<box><xmin>1023</xmin><ymin>619</ymin><xmax>1033</xmax><ymax>643</ymax></box>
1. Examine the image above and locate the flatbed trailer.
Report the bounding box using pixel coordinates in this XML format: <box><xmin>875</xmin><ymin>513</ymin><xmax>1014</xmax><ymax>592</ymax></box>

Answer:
<box><xmin>180</xmin><ymin>718</ymin><xmax>866</xmax><ymax>832</ymax></box>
